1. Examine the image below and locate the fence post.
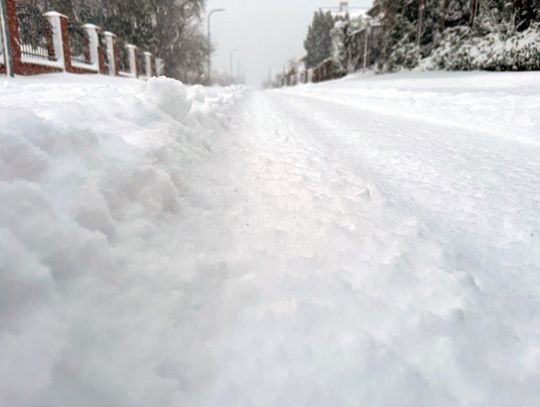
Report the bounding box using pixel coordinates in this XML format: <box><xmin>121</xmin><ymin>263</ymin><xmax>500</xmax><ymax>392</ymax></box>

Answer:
<box><xmin>126</xmin><ymin>44</ymin><xmax>137</xmax><ymax>77</ymax></box>
<box><xmin>97</xmin><ymin>35</ymin><xmax>106</xmax><ymax>74</ymax></box>
<box><xmin>82</xmin><ymin>23</ymin><xmax>99</xmax><ymax>72</ymax></box>
<box><xmin>103</xmin><ymin>31</ymin><xmax>116</xmax><ymax>76</ymax></box>
<box><xmin>143</xmin><ymin>51</ymin><xmax>152</xmax><ymax>77</ymax></box>
<box><xmin>44</xmin><ymin>11</ymin><xmax>67</xmax><ymax>71</ymax></box>
<box><xmin>155</xmin><ymin>57</ymin><xmax>164</xmax><ymax>76</ymax></box>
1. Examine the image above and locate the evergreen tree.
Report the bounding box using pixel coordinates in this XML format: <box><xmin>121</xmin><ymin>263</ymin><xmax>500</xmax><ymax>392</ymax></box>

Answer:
<box><xmin>46</xmin><ymin>0</ymin><xmax>75</xmax><ymax>18</ymax></box>
<box><xmin>378</xmin><ymin>0</ymin><xmax>418</xmax><ymax>69</ymax></box>
<box><xmin>513</xmin><ymin>0</ymin><xmax>540</xmax><ymax>31</ymax></box>
<box><xmin>147</xmin><ymin>0</ymin><xmax>206</xmax><ymax>82</ymax></box>
<box><xmin>97</xmin><ymin>0</ymin><xmax>154</xmax><ymax>50</ymax></box>
<box><xmin>364</xmin><ymin>0</ymin><xmax>540</xmax><ymax>71</ymax></box>
<box><xmin>304</xmin><ymin>10</ymin><xmax>337</xmax><ymax>68</ymax></box>
<box><xmin>441</xmin><ymin>0</ymin><xmax>471</xmax><ymax>28</ymax></box>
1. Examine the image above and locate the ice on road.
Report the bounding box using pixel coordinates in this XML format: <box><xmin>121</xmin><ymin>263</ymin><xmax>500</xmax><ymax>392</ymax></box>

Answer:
<box><xmin>1</xmin><ymin>72</ymin><xmax>539</xmax><ymax>406</ymax></box>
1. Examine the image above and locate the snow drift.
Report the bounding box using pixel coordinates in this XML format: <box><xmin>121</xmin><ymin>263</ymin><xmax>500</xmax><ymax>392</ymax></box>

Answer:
<box><xmin>1</xmin><ymin>71</ymin><xmax>539</xmax><ymax>407</ymax></box>
<box><xmin>0</xmin><ymin>74</ymin><xmax>245</xmax><ymax>407</ymax></box>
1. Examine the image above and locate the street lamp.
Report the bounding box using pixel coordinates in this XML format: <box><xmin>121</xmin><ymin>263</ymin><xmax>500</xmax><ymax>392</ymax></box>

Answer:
<box><xmin>229</xmin><ymin>49</ymin><xmax>238</xmax><ymax>85</ymax></box>
<box><xmin>0</xmin><ymin>0</ymin><xmax>14</xmax><ymax>77</ymax></box>
<box><xmin>207</xmin><ymin>8</ymin><xmax>225</xmax><ymax>85</ymax></box>
<box><xmin>363</xmin><ymin>19</ymin><xmax>381</xmax><ymax>72</ymax></box>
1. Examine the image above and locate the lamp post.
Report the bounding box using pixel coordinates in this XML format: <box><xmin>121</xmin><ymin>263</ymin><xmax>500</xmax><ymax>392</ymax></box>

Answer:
<box><xmin>363</xmin><ymin>26</ymin><xmax>369</xmax><ymax>72</ymax></box>
<box><xmin>229</xmin><ymin>49</ymin><xmax>238</xmax><ymax>85</ymax></box>
<box><xmin>0</xmin><ymin>0</ymin><xmax>14</xmax><ymax>77</ymax></box>
<box><xmin>363</xmin><ymin>19</ymin><xmax>381</xmax><ymax>72</ymax></box>
<box><xmin>207</xmin><ymin>8</ymin><xmax>225</xmax><ymax>85</ymax></box>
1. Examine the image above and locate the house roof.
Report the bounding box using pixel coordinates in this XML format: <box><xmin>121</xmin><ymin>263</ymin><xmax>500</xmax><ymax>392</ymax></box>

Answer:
<box><xmin>331</xmin><ymin>8</ymin><xmax>367</xmax><ymax>19</ymax></box>
<box><xmin>324</xmin><ymin>2</ymin><xmax>368</xmax><ymax>19</ymax></box>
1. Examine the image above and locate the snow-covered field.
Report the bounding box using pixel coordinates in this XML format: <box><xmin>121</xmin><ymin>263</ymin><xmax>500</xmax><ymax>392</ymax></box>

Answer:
<box><xmin>1</xmin><ymin>71</ymin><xmax>539</xmax><ymax>406</ymax></box>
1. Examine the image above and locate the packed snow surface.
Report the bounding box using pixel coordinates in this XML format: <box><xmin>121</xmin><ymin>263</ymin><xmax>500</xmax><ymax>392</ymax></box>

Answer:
<box><xmin>1</xmin><ymin>71</ymin><xmax>539</xmax><ymax>406</ymax></box>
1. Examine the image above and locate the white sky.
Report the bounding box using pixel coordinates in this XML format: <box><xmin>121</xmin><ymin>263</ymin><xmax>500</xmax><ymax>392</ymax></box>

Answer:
<box><xmin>205</xmin><ymin>0</ymin><xmax>374</xmax><ymax>87</ymax></box>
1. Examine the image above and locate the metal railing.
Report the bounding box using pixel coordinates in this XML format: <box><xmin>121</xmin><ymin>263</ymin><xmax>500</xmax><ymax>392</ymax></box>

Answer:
<box><xmin>138</xmin><ymin>51</ymin><xmax>146</xmax><ymax>76</ymax></box>
<box><xmin>16</xmin><ymin>4</ymin><xmax>55</xmax><ymax>61</ymax></box>
<box><xmin>99</xmin><ymin>32</ymin><xmax>110</xmax><ymax>73</ymax></box>
<box><xmin>116</xmin><ymin>39</ymin><xmax>128</xmax><ymax>72</ymax></box>
<box><xmin>68</xmin><ymin>23</ymin><xmax>90</xmax><ymax>64</ymax></box>
<box><xmin>1</xmin><ymin>0</ymin><xmax>161</xmax><ymax>78</ymax></box>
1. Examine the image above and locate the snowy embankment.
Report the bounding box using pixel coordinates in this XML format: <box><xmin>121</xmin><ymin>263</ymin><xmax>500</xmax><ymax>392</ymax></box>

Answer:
<box><xmin>0</xmin><ymin>74</ymin><xmax>245</xmax><ymax>406</ymax></box>
<box><xmin>1</xmin><ymin>71</ymin><xmax>540</xmax><ymax>407</ymax></box>
<box><xmin>282</xmin><ymin>70</ymin><xmax>540</xmax><ymax>146</ymax></box>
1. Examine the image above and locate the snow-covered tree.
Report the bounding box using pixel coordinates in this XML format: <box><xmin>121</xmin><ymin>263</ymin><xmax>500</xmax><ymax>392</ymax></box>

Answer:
<box><xmin>147</xmin><ymin>0</ymin><xmax>207</xmax><ymax>82</ymax></box>
<box><xmin>330</xmin><ymin>19</ymin><xmax>349</xmax><ymax>73</ymax></box>
<box><xmin>304</xmin><ymin>10</ymin><xmax>338</xmax><ymax>68</ymax></box>
<box><xmin>514</xmin><ymin>0</ymin><xmax>540</xmax><ymax>31</ymax></box>
<box><xmin>372</xmin><ymin>0</ymin><xmax>540</xmax><ymax>71</ymax></box>
<box><xmin>377</xmin><ymin>0</ymin><xmax>418</xmax><ymax>70</ymax></box>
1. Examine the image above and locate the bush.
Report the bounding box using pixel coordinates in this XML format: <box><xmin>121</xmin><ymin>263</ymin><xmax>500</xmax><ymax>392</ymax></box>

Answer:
<box><xmin>386</xmin><ymin>37</ymin><xmax>420</xmax><ymax>71</ymax></box>
<box><xmin>429</xmin><ymin>23</ymin><xmax>540</xmax><ymax>71</ymax></box>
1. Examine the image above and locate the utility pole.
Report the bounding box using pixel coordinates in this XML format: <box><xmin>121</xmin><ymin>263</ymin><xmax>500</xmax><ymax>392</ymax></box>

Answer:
<box><xmin>0</xmin><ymin>0</ymin><xmax>14</xmax><ymax>77</ymax></box>
<box><xmin>207</xmin><ymin>8</ymin><xmax>225</xmax><ymax>85</ymax></box>
<box><xmin>470</xmin><ymin>0</ymin><xmax>479</xmax><ymax>27</ymax></box>
<box><xmin>363</xmin><ymin>24</ymin><xmax>370</xmax><ymax>72</ymax></box>
<box><xmin>416</xmin><ymin>0</ymin><xmax>426</xmax><ymax>50</ymax></box>
<box><xmin>229</xmin><ymin>49</ymin><xmax>238</xmax><ymax>85</ymax></box>
<box><xmin>236</xmin><ymin>59</ymin><xmax>242</xmax><ymax>84</ymax></box>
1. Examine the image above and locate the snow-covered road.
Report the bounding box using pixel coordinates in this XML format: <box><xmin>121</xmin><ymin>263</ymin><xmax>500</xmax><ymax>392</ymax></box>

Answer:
<box><xmin>1</xmin><ymin>72</ymin><xmax>539</xmax><ymax>406</ymax></box>
<box><xmin>194</xmin><ymin>74</ymin><xmax>540</xmax><ymax>406</ymax></box>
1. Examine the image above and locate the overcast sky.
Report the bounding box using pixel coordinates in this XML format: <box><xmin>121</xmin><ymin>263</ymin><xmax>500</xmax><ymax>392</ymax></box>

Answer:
<box><xmin>205</xmin><ymin>0</ymin><xmax>374</xmax><ymax>87</ymax></box>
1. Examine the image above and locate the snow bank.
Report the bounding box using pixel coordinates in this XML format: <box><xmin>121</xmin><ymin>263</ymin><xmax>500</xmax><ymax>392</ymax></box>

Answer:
<box><xmin>0</xmin><ymin>74</ymin><xmax>245</xmax><ymax>407</ymax></box>
<box><xmin>144</xmin><ymin>77</ymin><xmax>192</xmax><ymax>122</ymax></box>
<box><xmin>280</xmin><ymin>70</ymin><xmax>540</xmax><ymax>146</ymax></box>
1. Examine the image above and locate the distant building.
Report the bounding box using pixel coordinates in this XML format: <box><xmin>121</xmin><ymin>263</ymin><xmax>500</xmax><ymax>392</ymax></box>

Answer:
<box><xmin>328</xmin><ymin>1</ymin><xmax>367</xmax><ymax>20</ymax></box>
